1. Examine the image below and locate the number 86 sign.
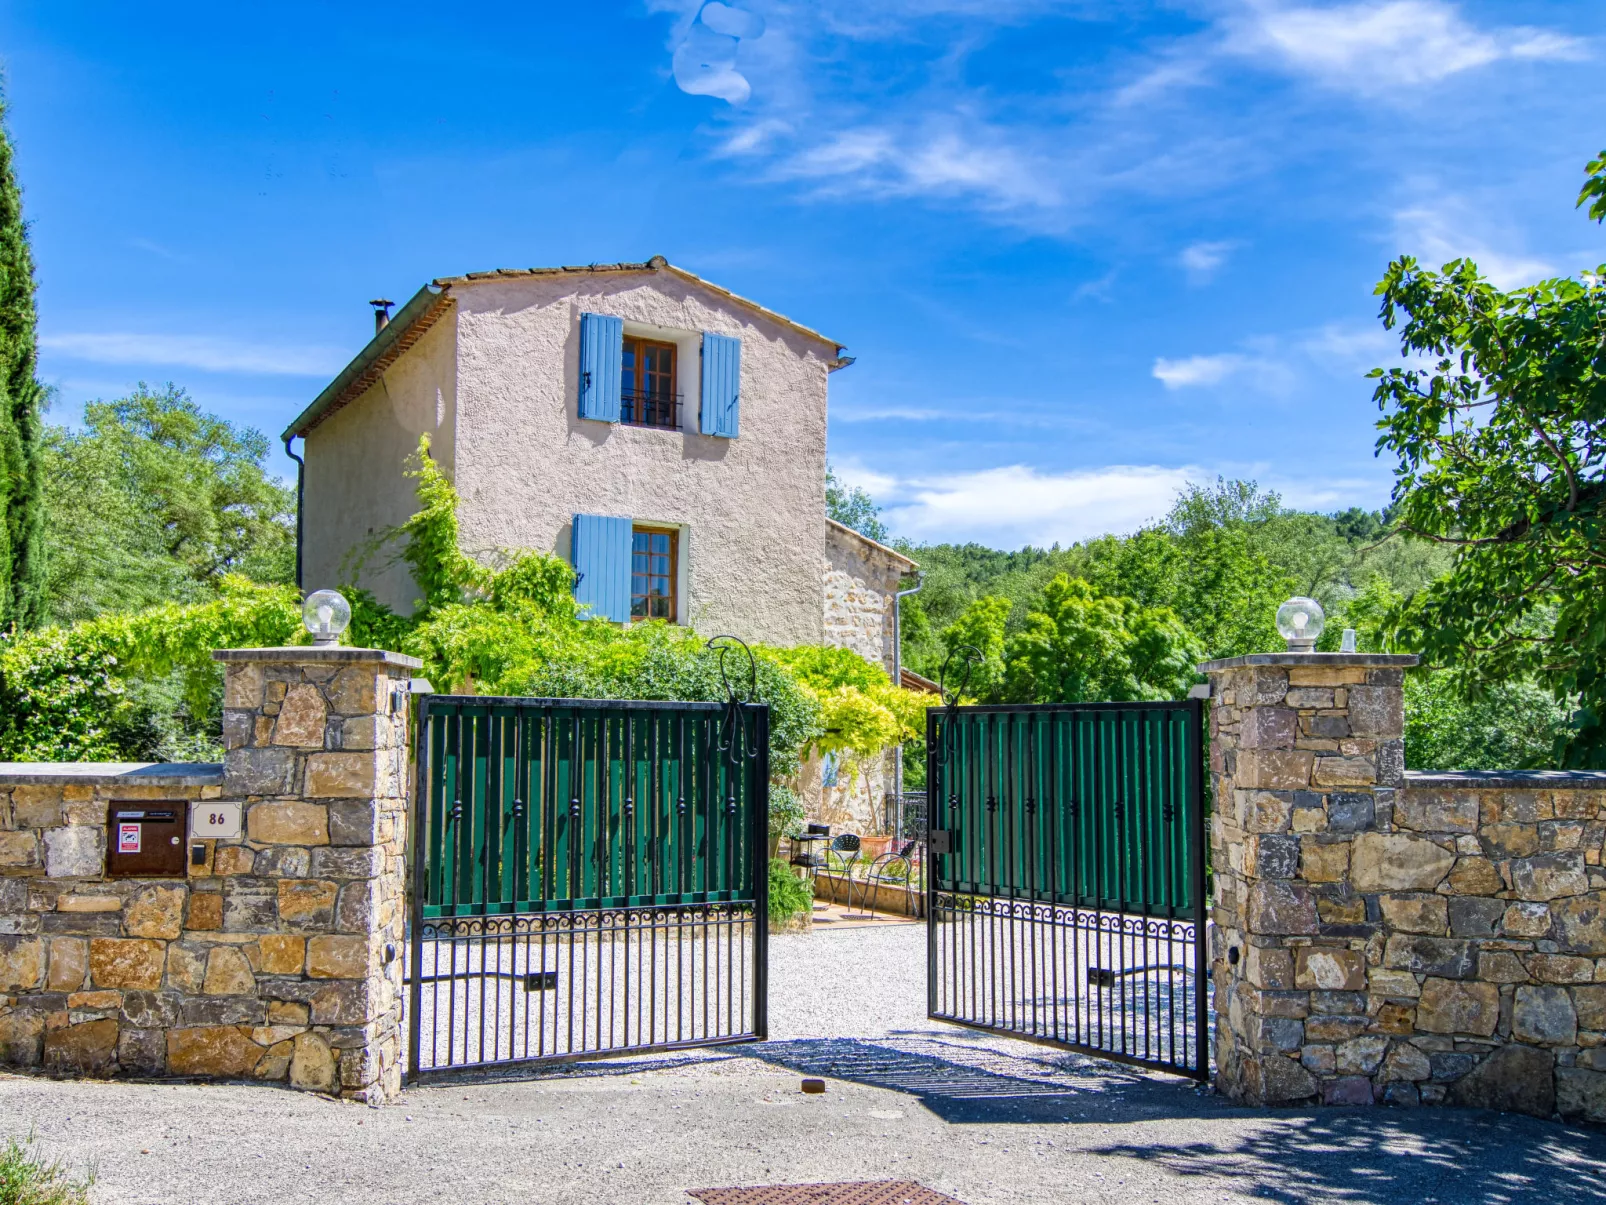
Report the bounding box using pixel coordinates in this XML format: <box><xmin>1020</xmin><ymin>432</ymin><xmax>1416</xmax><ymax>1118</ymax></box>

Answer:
<box><xmin>190</xmin><ymin>802</ymin><xmax>243</xmax><ymax>839</ymax></box>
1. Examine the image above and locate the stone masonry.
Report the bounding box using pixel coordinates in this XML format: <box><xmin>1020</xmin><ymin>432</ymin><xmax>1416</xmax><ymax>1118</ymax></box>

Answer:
<box><xmin>0</xmin><ymin>646</ymin><xmax>418</xmax><ymax>1102</ymax></box>
<box><xmin>1204</xmin><ymin>651</ymin><xmax>1606</xmax><ymax>1123</ymax></box>
<box><xmin>823</xmin><ymin>518</ymin><xmax>916</xmax><ymax>680</ymax></box>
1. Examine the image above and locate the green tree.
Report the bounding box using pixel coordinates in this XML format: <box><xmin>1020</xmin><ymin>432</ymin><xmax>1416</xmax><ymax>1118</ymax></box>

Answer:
<box><xmin>939</xmin><ymin>594</ymin><xmax>1011</xmax><ymax>697</ymax></box>
<box><xmin>1002</xmin><ymin>574</ymin><xmax>1200</xmax><ymax>703</ymax></box>
<box><xmin>825</xmin><ymin>463</ymin><xmax>888</xmax><ymax>542</ymax></box>
<box><xmin>0</xmin><ymin>89</ymin><xmax>44</xmax><ymax>629</ymax></box>
<box><xmin>41</xmin><ymin>385</ymin><xmax>295</xmax><ymax>623</ymax></box>
<box><xmin>1369</xmin><ymin>157</ymin><xmax>1606</xmax><ymax>765</ymax></box>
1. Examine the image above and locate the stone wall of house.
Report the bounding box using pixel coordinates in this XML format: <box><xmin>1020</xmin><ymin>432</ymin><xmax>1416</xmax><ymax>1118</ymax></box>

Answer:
<box><xmin>798</xmin><ymin>747</ymin><xmax>895</xmax><ymax>837</ymax></box>
<box><xmin>823</xmin><ymin>519</ymin><xmax>914</xmax><ymax>679</ymax></box>
<box><xmin>0</xmin><ymin>647</ymin><xmax>418</xmax><ymax>1103</ymax></box>
<box><xmin>1204</xmin><ymin>652</ymin><xmax>1606</xmax><ymax>1123</ymax></box>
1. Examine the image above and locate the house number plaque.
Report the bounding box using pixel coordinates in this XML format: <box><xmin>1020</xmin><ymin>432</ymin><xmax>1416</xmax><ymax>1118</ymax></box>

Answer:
<box><xmin>190</xmin><ymin>802</ymin><xmax>243</xmax><ymax>840</ymax></box>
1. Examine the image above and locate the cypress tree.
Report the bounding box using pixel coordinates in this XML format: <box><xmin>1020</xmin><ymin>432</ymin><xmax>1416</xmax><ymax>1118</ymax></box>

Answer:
<box><xmin>0</xmin><ymin>86</ymin><xmax>43</xmax><ymax>629</ymax></box>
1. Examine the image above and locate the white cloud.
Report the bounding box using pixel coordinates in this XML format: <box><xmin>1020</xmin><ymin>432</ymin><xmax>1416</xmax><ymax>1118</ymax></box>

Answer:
<box><xmin>1300</xmin><ymin>323</ymin><xmax>1395</xmax><ymax>366</ymax></box>
<box><xmin>1391</xmin><ymin>199</ymin><xmax>1555</xmax><ymax>288</ymax></box>
<box><xmin>652</xmin><ymin>0</ymin><xmax>1591</xmax><ymax>232</ymax></box>
<box><xmin>1152</xmin><ymin>352</ymin><xmax>1254</xmax><ymax>389</ymax></box>
<box><xmin>880</xmin><ymin>464</ymin><xmax>1199</xmax><ymax>548</ymax></box>
<box><xmin>1179</xmin><ymin>239</ymin><xmax>1238</xmax><ymax>282</ymax></box>
<box><xmin>1153</xmin><ymin>319</ymin><xmax>1433</xmax><ymax>398</ymax></box>
<box><xmin>720</xmin><ymin>118</ymin><xmax>791</xmax><ymax>155</ymax></box>
<box><xmin>832</xmin><ymin>405</ymin><xmax>953</xmax><ymax>422</ymax></box>
<box><xmin>1233</xmin><ymin>1</ymin><xmax>1589</xmax><ymax>93</ymax></box>
<box><xmin>776</xmin><ymin>124</ymin><xmax>1059</xmax><ymax>212</ymax></box>
<box><xmin>41</xmin><ymin>332</ymin><xmax>347</xmax><ymax>376</ymax></box>
<box><xmin>830</xmin><ymin>457</ymin><xmax>900</xmax><ymax>498</ymax></box>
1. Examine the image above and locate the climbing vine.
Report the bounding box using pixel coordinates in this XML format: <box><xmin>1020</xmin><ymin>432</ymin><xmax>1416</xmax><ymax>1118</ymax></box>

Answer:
<box><xmin>0</xmin><ymin>436</ymin><xmax>927</xmax><ymax>774</ymax></box>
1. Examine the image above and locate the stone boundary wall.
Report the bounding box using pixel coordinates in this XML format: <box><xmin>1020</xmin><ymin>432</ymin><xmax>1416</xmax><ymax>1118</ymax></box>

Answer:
<box><xmin>1204</xmin><ymin>652</ymin><xmax>1606</xmax><ymax>1124</ymax></box>
<box><xmin>0</xmin><ymin>647</ymin><xmax>418</xmax><ymax>1102</ymax></box>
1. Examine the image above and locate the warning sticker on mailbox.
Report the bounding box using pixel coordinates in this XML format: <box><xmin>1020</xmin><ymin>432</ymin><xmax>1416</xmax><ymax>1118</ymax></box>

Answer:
<box><xmin>117</xmin><ymin>823</ymin><xmax>141</xmax><ymax>854</ymax></box>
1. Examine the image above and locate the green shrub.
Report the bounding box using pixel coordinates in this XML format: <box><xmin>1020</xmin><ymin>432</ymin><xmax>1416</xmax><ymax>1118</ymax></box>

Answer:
<box><xmin>0</xmin><ymin>437</ymin><xmax>927</xmax><ymax>781</ymax></box>
<box><xmin>0</xmin><ymin>1133</ymin><xmax>93</xmax><ymax>1205</ymax></box>
<box><xmin>768</xmin><ymin>782</ymin><xmax>805</xmax><ymax>839</ymax></box>
<box><xmin>1404</xmin><ymin>670</ymin><xmax>1574</xmax><ymax>771</ymax></box>
<box><xmin>767</xmin><ymin>858</ymin><xmax>813</xmax><ymax>924</ymax></box>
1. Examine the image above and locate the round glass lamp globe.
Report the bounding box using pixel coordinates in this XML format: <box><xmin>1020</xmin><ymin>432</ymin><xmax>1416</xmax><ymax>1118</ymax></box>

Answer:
<box><xmin>1275</xmin><ymin>596</ymin><xmax>1325</xmax><ymax>650</ymax></box>
<box><xmin>303</xmin><ymin>589</ymin><xmax>352</xmax><ymax>646</ymax></box>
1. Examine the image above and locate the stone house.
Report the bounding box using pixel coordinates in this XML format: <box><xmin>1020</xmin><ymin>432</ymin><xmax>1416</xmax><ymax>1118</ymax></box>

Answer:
<box><xmin>284</xmin><ymin>258</ymin><xmax>918</xmax><ymax>830</ymax></box>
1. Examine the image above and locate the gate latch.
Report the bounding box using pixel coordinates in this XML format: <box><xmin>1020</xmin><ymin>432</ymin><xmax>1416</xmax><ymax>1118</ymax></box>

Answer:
<box><xmin>524</xmin><ymin>971</ymin><xmax>558</xmax><ymax>992</ymax></box>
<box><xmin>1088</xmin><ymin>968</ymin><xmax>1117</xmax><ymax>989</ymax></box>
<box><xmin>928</xmin><ymin>829</ymin><xmax>952</xmax><ymax>855</ymax></box>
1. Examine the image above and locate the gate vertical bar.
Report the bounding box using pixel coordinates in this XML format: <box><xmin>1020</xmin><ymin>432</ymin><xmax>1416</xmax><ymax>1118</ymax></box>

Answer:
<box><xmin>406</xmin><ymin>695</ymin><xmax>432</xmax><ymax>1083</ymax></box>
<box><xmin>925</xmin><ymin>705</ymin><xmax>939</xmax><ymax>1023</ymax></box>
<box><xmin>1189</xmin><ymin>694</ymin><xmax>1208</xmax><ymax>1080</ymax></box>
<box><xmin>752</xmin><ymin>704</ymin><xmax>770</xmax><ymax>1041</ymax></box>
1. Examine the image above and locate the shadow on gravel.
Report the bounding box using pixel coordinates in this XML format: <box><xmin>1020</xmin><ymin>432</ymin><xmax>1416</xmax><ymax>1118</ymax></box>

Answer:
<box><xmin>1089</xmin><ymin>1108</ymin><xmax>1606</xmax><ymax>1205</ymax></box>
<box><xmin>744</xmin><ymin>1035</ymin><xmax>1207</xmax><ymax>1124</ymax></box>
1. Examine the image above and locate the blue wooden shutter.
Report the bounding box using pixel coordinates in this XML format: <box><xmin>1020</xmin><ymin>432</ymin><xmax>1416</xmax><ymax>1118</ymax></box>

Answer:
<box><xmin>578</xmin><ymin>313</ymin><xmax>623</xmax><ymax>422</ymax></box>
<box><xmin>699</xmin><ymin>332</ymin><xmax>741</xmax><ymax>438</ymax></box>
<box><xmin>571</xmin><ymin>514</ymin><xmax>632</xmax><ymax>622</ymax></box>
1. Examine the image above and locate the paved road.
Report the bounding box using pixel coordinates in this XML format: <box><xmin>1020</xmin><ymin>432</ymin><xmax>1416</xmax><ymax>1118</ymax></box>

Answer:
<box><xmin>5</xmin><ymin>925</ymin><xmax>1606</xmax><ymax>1205</ymax></box>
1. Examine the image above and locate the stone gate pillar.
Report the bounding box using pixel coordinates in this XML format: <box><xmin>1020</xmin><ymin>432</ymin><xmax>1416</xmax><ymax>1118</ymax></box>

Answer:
<box><xmin>213</xmin><ymin>647</ymin><xmax>419</xmax><ymax>1102</ymax></box>
<box><xmin>1200</xmin><ymin>651</ymin><xmax>1418</xmax><ymax>1104</ymax></box>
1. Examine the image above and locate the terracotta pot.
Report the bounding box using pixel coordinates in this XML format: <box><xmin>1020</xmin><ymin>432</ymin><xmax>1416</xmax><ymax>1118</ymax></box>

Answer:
<box><xmin>858</xmin><ymin>836</ymin><xmax>895</xmax><ymax>860</ymax></box>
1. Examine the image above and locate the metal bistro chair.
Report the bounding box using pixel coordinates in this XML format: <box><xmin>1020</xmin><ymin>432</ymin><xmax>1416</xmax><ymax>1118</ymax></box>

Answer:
<box><xmin>854</xmin><ymin>840</ymin><xmax>919</xmax><ymax>917</ymax></box>
<box><xmin>828</xmin><ymin>833</ymin><xmax>862</xmax><ymax>913</ymax></box>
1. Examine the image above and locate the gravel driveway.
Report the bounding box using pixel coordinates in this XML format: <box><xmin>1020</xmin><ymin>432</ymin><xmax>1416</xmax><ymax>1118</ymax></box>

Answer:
<box><xmin>5</xmin><ymin>924</ymin><xmax>1606</xmax><ymax>1205</ymax></box>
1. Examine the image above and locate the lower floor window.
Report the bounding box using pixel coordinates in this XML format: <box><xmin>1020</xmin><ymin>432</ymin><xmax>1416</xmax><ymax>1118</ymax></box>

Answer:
<box><xmin>631</xmin><ymin>527</ymin><xmax>677</xmax><ymax>621</ymax></box>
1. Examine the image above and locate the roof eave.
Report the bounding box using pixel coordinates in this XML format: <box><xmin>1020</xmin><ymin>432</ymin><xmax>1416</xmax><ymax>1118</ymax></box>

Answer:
<box><xmin>430</xmin><ymin>257</ymin><xmax>845</xmax><ymax>356</ymax></box>
<box><xmin>282</xmin><ymin>282</ymin><xmax>447</xmax><ymax>441</ymax></box>
<box><xmin>826</xmin><ymin>518</ymin><xmax>917</xmax><ymax>570</ymax></box>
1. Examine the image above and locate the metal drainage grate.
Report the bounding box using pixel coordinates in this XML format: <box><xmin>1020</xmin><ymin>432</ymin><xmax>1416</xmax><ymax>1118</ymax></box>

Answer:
<box><xmin>687</xmin><ymin>1182</ymin><xmax>966</xmax><ymax>1205</ymax></box>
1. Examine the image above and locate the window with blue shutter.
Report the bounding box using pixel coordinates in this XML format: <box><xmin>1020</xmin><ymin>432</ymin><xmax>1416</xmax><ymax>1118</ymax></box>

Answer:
<box><xmin>699</xmin><ymin>332</ymin><xmax>741</xmax><ymax>438</ymax></box>
<box><xmin>578</xmin><ymin>313</ymin><xmax>623</xmax><ymax>422</ymax></box>
<box><xmin>571</xmin><ymin>513</ymin><xmax>632</xmax><ymax>622</ymax></box>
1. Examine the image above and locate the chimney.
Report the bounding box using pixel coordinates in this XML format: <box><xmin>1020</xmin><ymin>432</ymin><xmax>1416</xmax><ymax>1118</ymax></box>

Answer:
<box><xmin>370</xmin><ymin>299</ymin><xmax>394</xmax><ymax>334</ymax></box>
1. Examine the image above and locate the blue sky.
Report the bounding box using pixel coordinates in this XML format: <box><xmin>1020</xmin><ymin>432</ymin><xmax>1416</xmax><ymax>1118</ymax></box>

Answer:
<box><xmin>7</xmin><ymin>0</ymin><xmax>1603</xmax><ymax>548</ymax></box>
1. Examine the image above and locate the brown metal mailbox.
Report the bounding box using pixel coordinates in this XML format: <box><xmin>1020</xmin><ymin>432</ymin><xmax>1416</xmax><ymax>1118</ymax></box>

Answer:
<box><xmin>105</xmin><ymin>805</ymin><xmax>188</xmax><ymax>878</ymax></box>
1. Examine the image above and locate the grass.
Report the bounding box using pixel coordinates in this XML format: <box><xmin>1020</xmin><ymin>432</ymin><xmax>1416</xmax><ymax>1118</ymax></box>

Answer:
<box><xmin>0</xmin><ymin>1133</ymin><xmax>94</xmax><ymax>1205</ymax></box>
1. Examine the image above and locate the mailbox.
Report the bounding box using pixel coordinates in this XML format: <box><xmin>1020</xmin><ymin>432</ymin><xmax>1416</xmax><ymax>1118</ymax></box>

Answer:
<box><xmin>105</xmin><ymin>805</ymin><xmax>188</xmax><ymax>878</ymax></box>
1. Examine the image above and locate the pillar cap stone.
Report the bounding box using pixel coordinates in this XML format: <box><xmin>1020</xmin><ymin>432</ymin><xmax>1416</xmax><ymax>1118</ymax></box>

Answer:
<box><xmin>0</xmin><ymin>762</ymin><xmax>224</xmax><ymax>786</ymax></box>
<box><xmin>211</xmin><ymin>646</ymin><xmax>423</xmax><ymax>670</ymax></box>
<box><xmin>1198</xmin><ymin>652</ymin><xmax>1419</xmax><ymax>673</ymax></box>
<box><xmin>1405</xmin><ymin>768</ymin><xmax>1606</xmax><ymax>790</ymax></box>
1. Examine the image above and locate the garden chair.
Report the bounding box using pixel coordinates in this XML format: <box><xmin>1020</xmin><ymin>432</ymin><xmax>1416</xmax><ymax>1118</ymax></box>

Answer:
<box><xmin>827</xmin><ymin>833</ymin><xmax>862</xmax><ymax>910</ymax></box>
<box><xmin>855</xmin><ymin>840</ymin><xmax>919</xmax><ymax>916</ymax></box>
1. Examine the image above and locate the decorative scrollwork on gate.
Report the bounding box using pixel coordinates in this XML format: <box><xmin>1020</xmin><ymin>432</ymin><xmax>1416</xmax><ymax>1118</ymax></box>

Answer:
<box><xmin>707</xmin><ymin>635</ymin><xmax>760</xmax><ymax>787</ymax></box>
<box><xmin>420</xmin><ymin>901</ymin><xmax>758</xmax><ymax>943</ymax></box>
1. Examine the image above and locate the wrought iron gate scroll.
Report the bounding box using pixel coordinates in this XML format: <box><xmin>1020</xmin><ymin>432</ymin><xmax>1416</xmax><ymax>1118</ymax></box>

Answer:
<box><xmin>407</xmin><ymin>686</ymin><xmax>769</xmax><ymax>1079</ymax></box>
<box><xmin>926</xmin><ymin>672</ymin><xmax>1207</xmax><ymax>1079</ymax></box>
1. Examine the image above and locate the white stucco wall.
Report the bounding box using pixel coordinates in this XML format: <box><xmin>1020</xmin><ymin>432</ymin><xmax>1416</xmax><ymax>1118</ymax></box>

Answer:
<box><xmin>448</xmin><ymin>271</ymin><xmax>833</xmax><ymax>646</ymax></box>
<box><xmin>823</xmin><ymin>522</ymin><xmax>911</xmax><ymax>677</ymax></box>
<box><xmin>301</xmin><ymin>311</ymin><xmax>457</xmax><ymax>613</ymax></box>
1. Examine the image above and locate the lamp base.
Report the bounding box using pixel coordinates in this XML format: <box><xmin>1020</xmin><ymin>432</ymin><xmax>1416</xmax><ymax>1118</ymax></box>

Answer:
<box><xmin>1284</xmin><ymin>637</ymin><xmax>1317</xmax><ymax>653</ymax></box>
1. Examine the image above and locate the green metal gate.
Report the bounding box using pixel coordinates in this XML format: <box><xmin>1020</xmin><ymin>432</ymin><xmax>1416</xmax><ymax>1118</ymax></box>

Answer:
<box><xmin>407</xmin><ymin>694</ymin><xmax>769</xmax><ymax>1079</ymax></box>
<box><xmin>926</xmin><ymin>698</ymin><xmax>1207</xmax><ymax>1078</ymax></box>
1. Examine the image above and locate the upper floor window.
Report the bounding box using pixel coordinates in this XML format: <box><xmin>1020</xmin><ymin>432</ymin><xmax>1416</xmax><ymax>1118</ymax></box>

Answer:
<box><xmin>631</xmin><ymin>526</ymin><xmax>677</xmax><ymax>621</ymax></box>
<box><xmin>621</xmin><ymin>337</ymin><xmax>679</xmax><ymax>429</ymax></box>
<box><xmin>579</xmin><ymin>312</ymin><xmax>738</xmax><ymax>438</ymax></box>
